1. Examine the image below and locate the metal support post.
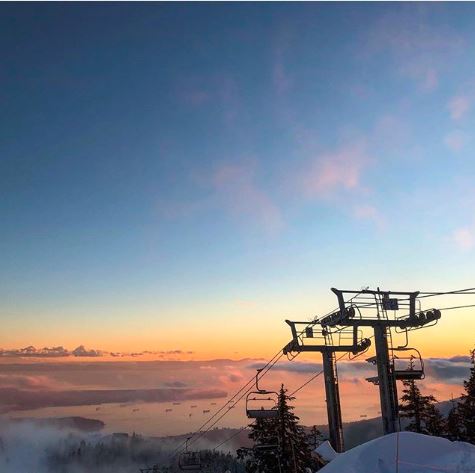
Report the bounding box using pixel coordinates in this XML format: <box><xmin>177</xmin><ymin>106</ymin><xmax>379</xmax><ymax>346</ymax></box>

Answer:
<box><xmin>373</xmin><ymin>325</ymin><xmax>399</xmax><ymax>434</ymax></box>
<box><xmin>322</xmin><ymin>349</ymin><xmax>344</xmax><ymax>452</ymax></box>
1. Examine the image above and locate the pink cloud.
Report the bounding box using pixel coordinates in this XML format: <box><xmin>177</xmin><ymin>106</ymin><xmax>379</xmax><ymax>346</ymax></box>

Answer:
<box><xmin>353</xmin><ymin>204</ymin><xmax>386</xmax><ymax>231</ymax></box>
<box><xmin>444</xmin><ymin>130</ymin><xmax>468</xmax><ymax>152</ymax></box>
<box><xmin>300</xmin><ymin>142</ymin><xmax>370</xmax><ymax>198</ymax></box>
<box><xmin>362</xmin><ymin>9</ymin><xmax>464</xmax><ymax>92</ymax></box>
<box><xmin>448</xmin><ymin>95</ymin><xmax>470</xmax><ymax>120</ymax></box>
<box><xmin>452</xmin><ymin>227</ymin><xmax>474</xmax><ymax>250</ymax></box>
<box><xmin>220</xmin><ymin>370</ymin><xmax>244</xmax><ymax>384</ymax></box>
<box><xmin>177</xmin><ymin>74</ymin><xmax>240</xmax><ymax>124</ymax></box>
<box><xmin>0</xmin><ymin>374</ymin><xmax>57</xmax><ymax>390</ymax></box>
<box><xmin>211</xmin><ymin>162</ymin><xmax>283</xmax><ymax>233</ymax></box>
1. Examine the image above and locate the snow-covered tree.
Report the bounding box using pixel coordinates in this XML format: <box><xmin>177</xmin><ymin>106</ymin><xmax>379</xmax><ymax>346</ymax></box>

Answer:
<box><xmin>239</xmin><ymin>385</ymin><xmax>316</xmax><ymax>473</ymax></box>
<box><xmin>276</xmin><ymin>385</ymin><xmax>314</xmax><ymax>473</ymax></box>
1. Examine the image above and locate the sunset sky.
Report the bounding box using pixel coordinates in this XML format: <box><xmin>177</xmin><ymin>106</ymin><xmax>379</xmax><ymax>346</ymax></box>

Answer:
<box><xmin>1</xmin><ymin>3</ymin><xmax>475</xmax><ymax>433</ymax></box>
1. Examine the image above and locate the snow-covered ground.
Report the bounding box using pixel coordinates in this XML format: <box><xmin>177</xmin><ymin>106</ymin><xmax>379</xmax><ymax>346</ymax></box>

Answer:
<box><xmin>319</xmin><ymin>432</ymin><xmax>475</xmax><ymax>472</ymax></box>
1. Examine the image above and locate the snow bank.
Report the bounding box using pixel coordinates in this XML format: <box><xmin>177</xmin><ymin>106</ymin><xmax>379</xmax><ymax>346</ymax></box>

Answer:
<box><xmin>319</xmin><ymin>432</ymin><xmax>475</xmax><ymax>472</ymax></box>
<box><xmin>315</xmin><ymin>441</ymin><xmax>338</xmax><ymax>462</ymax></box>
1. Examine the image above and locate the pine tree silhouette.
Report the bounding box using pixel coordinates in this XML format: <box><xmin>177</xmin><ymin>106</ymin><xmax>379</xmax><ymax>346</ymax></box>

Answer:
<box><xmin>307</xmin><ymin>425</ymin><xmax>324</xmax><ymax>449</ymax></box>
<box><xmin>276</xmin><ymin>385</ymin><xmax>314</xmax><ymax>473</ymax></box>
<box><xmin>399</xmin><ymin>378</ymin><xmax>445</xmax><ymax>435</ymax></box>
<box><xmin>457</xmin><ymin>348</ymin><xmax>475</xmax><ymax>443</ymax></box>
<box><xmin>239</xmin><ymin>384</ymin><xmax>316</xmax><ymax>473</ymax></box>
<box><xmin>447</xmin><ymin>398</ymin><xmax>462</xmax><ymax>441</ymax></box>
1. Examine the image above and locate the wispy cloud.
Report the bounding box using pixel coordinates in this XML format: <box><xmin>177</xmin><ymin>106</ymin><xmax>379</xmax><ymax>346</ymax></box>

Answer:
<box><xmin>444</xmin><ymin>130</ymin><xmax>468</xmax><ymax>152</ymax></box>
<box><xmin>177</xmin><ymin>74</ymin><xmax>240</xmax><ymax>124</ymax></box>
<box><xmin>452</xmin><ymin>227</ymin><xmax>474</xmax><ymax>251</ymax></box>
<box><xmin>363</xmin><ymin>8</ymin><xmax>464</xmax><ymax>91</ymax></box>
<box><xmin>299</xmin><ymin>141</ymin><xmax>371</xmax><ymax>198</ymax></box>
<box><xmin>448</xmin><ymin>95</ymin><xmax>471</xmax><ymax>120</ymax></box>
<box><xmin>353</xmin><ymin>204</ymin><xmax>386</xmax><ymax>231</ymax></box>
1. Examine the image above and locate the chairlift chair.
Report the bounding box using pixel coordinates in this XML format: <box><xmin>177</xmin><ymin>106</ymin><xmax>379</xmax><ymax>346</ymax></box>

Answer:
<box><xmin>392</xmin><ymin>348</ymin><xmax>425</xmax><ymax>381</ymax></box>
<box><xmin>246</xmin><ymin>369</ymin><xmax>279</xmax><ymax>419</ymax></box>
<box><xmin>178</xmin><ymin>438</ymin><xmax>202</xmax><ymax>471</ymax></box>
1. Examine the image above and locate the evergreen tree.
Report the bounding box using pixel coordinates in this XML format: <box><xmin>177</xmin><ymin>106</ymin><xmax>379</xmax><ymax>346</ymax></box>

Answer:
<box><xmin>276</xmin><ymin>385</ymin><xmax>314</xmax><ymax>473</ymax></box>
<box><xmin>399</xmin><ymin>379</ymin><xmax>445</xmax><ymax>436</ymax></box>
<box><xmin>240</xmin><ymin>416</ymin><xmax>280</xmax><ymax>473</ymax></box>
<box><xmin>446</xmin><ymin>399</ymin><xmax>462</xmax><ymax>441</ymax></box>
<box><xmin>307</xmin><ymin>425</ymin><xmax>324</xmax><ymax>449</ymax></box>
<box><xmin>425</xmin><ymin>403</ymin><xmax>446</xmax><ymax>437</ymax></box>
<box><xmin>239</xmin><ymin>385</ymin><xmax>316</xmax><ymax>473</ymax></box>
<box><xmin>457</xmin><ymin>349</ymin><xmax>475</xmax><ymax>443</ymax></box>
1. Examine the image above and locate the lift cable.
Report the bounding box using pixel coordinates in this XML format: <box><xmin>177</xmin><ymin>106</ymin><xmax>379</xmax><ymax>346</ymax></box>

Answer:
<box><xmin>289</xmin><ymin>332</ymin><xmax>376</xmax><ymax>398</ymax></box>
<box><xmin>171</xmin><ymin>291</ymin><xmax>367</xmax><ymax>460</ymax></box>
<box><xmin>184</xmin><ymin>351</ymin><xmax>285</xmax><ymax>452</ymax></box>
<box><xmin>289</xmin><ymin>365</ymin><xmax>326</xmax><ymax>397</ymax></box>
<box><xmin>168</xmin><ymin>349</ymin><xmax>283</xmax><ymax>460</ymax></box>
<box><xmin>213</xmin><ymin>424</ymin><xmax>251</xmax><ymax>451</ymax></box>
<box><xmin>417</xmin><ymin>287</ymin><xmax>475</xmax><ymax>299</ymax></box>
<box><xmin>438</xmin><ymin>303</ymin><xmax>475</xmax><ymax>311</ymax></box>
<box><xmin>210</xmin><ymin>330</ymin><xmax>378</xmax><ymax>452</ymax></box>
<box><xmin>206</xmin><ymin>292</ymin><xmax>475</xmax><ymax>455</ymax></box>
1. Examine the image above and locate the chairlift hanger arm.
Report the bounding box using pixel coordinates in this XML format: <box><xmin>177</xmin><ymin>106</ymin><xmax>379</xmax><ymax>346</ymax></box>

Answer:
<box><xmin>331</xmin><ymin>288</ymin><xmax>421</xmax><ymax>296</ymax></box>
<box><xmin>285</xmin><ymin>320</ymin><xmax>371</xmax><ymax>355</ymax></box>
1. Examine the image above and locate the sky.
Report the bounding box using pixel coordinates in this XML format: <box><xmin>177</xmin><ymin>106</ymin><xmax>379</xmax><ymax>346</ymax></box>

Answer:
<box><xmin>1</xmin><ymin>2</ymin><xmax>475</xmax><ymax>434</ymax></box>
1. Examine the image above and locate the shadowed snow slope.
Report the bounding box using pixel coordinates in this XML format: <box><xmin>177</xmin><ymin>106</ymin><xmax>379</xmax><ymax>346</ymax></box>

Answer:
<box><xmin>319</xmin><ymin>432</ymin><xmax>475</xmax><ymax>472</ymax></box>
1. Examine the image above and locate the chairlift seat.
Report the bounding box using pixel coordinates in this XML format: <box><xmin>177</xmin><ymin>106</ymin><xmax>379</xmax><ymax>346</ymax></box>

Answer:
<box><xmin>246</xmin><ymin>408</ymin><xmax>279</xmax><ymax>419</ymax></box>
<box><xmin>246</xmin><ymin>369</ymin><xmax>279</xmax><ymax>420</ymax></box>
<box><xmin>392</xmin><ymin>348</ymin><xmax>425</xmax><ymax>381</ymax></box>
<box><xmin>393</xmin><ymin>369</ymin><xmax>424</xmax><ymax>381</ymax></box>
<box><xmin>179</xmin><ymin>452</ymin><xmax>201</xmax><ymax>471</ymax></box>
<box><xmin>255</xmin><ymin>443</ymin><xmax>280</xmax><ymax>450</ymax></box>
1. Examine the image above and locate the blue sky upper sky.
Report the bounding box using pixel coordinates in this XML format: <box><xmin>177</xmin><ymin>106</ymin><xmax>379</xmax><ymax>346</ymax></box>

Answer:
<box><xmin>1</xmin><ymin>3</ymin><xmax>475</xmax><ymax>356</ymax></box>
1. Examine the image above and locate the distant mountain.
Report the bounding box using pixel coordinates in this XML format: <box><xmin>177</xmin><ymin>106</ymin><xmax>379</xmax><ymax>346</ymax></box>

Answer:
<box><xmin>10</xmin><ymin>416</ymin><xmax>105</xmax><ymax>432</ymax></box>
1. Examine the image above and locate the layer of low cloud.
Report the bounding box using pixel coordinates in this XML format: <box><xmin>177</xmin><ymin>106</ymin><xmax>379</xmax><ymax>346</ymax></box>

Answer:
<box><xmin>248</xmin><ymin>356</ymin><xmax>471</xmax><ymax>384</ymax></box>
<box><xmin>425</xmin><ymin>357</ymin><xmax>471</xmax><ymax>383</ymax></box>
<box><xmin>0</xmin><ymin>419</ymin><xmax>175</xmax><ymax>473</ymax></box>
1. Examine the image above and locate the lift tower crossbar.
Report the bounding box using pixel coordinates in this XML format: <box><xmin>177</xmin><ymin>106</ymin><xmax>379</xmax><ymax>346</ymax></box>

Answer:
<box><xmin>322</xmin><ymin>288</ymin><xmax>441</xmax><ymax>435</ymax></box>
<box><xmin>284</xmin><ymin>321</ymin><xmax>371</xmax><ymax>453</ymax></box>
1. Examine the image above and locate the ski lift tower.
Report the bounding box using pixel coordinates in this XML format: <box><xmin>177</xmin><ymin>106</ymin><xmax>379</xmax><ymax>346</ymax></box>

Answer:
<box><xmin>321</xmin><ymin>288</ymin><xmax>441</xmax><ymax>435</ymax></box>
<box><xmin>283</xmin><ymin>320</ymin><xmax>371</xmax><ymax>453</ymax></box>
